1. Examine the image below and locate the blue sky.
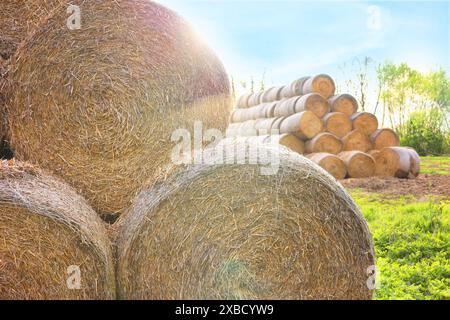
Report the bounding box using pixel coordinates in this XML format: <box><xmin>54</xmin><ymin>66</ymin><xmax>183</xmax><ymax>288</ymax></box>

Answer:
<box><xmin>156</xmin><ymin>0</ymin><xmax>449</xmax><ymax>90</ymax></box>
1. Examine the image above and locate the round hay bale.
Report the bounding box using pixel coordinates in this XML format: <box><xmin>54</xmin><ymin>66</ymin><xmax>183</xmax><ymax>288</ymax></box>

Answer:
<box><xmin>264</xmin><ymin>102</ymin><xmax>277</xmax><ymax>118</ymax></box>
<box><xmin>115</xmin><ymin>144</ymin><xmax>375</xmax><ymax>300</ymax></box>
<box><xmin>226</xmin><ymin>122</ymin><xmax>242</xmax><ymax>138</ymax></box>
<box><xmin>342</xmin><ymin>130</ymin><xmax>372</xmax><ymax>152</ymax></box>
<box><xmin>236</xmin><ymin>93</ymin><xmax>252</xmax><ymax>108</ymax></box>
<box><xmin>295</xmin><ymin>93</ymin><xmax>330</xmax><ymax>118</ymax></box>
<box><xmin>373</xmin><ymin>147</ymin><xmax>420</xmax><ymax>178</ymax></box>
<box><xmin>339</xmin><ymin>151</ymin><xmax>375</xmax><ymax>178</ymax></box>
<box><xmin>323</xmin><ymin>112</ymin><xmax>352</xmax><ymax>138</ymax></box>
<box><xmin>0</xmin><ymin>59</ymin><xmax>11</xmax><ymax>160</ymax></box>
<box><xmin>351</xmin><ymin>112</ymin><xmax>379</xmax><ymax>135</ymax></box>
<box><xmin>274</xmin><ymin>97</ymin><xmax>299</xmax><ymax>117</ymax></box>
<box><xmin>329</xmin><ymin>94</ymin><xmax>358</xmax><ymax>116</ymax></box>
<box><xmin>230</xmin><ymin>104</ymin><xmax>266</xmax><ymax>123</ymax></box>
<box><xmin>370</xmin><ymin>129</ymin><xmax>400</xmax><ymax>150</ymax></box>
<box><xmin>407</xmin><ymin>148</ymin><xmax>421</xmax><ymax>177</ymax></box>
<box><xmin>248</xmin><ymin>91</ymin><xmax>264</xmax><ymax>107</ymax></box>
<box><xmin>280</xmin><ymin>84</ymin><xmax>294</xmax><ymax>99</ymax></box>
<box><xmin>289</xmin><ymin>76</ymin><xmax>310</xmax><ymax>96</ymax></box>
<box><xmin>0</xmin><ymin>37</ymin><xmax>18</xmax><ymax>61</ymax></box>
<box><xmin>306</xmin><ymin>153</ymin><xmax>347</xmax><ymax>180</ymax></box>
<box><xmin>305</xmin><ymin>132</ymin><xmax>343</xmax><ymax>155</ymax></box>
<box><xmin>266</xmin><ymin>134</ymin><xmax>305</xmax><ymax>154</ymax></box>
<box><xmin>254</xmin><ymin>118</ymin><xmax>277</xmax><ymax>136</ymax></box>
<box><xmin>5</xmin><ymin>1</ymin><xmax>231</xmax><ymax>217</ymax></box>
<box><xmin>252</xmin><ymin>104</ymin><xmax>266</xmax><ymax>120</ymax></box>
<box><xmin>261</xmin><ymin>86</ymin><xmax>284</xmax><ymax>103</ymax></box>
<box><xmin>230</xmin><ymin>109</ymin><xmax>244</xmax><ymax>123</ymax></box>
<box><xmin>367</xmin><ymin>150</ymin><xmax>381</xmax><ymax>159</ymax></box>
<box><xmin>0</xmin><ymin>57</ymin><xmax>5</xmax><ymax>141</ymax></box>
<box><xmin>280</xmin><ymin>111</ymin><xmax>323</xmax><ymax>140</ymax></box>
<box><xmin>0</xmin><ymin>160</ymin><xmax>115</xmax><ymax>299</ymax></box>
<box><xmin>270</xmin><ymin>117</ymin><xmax>287</xmax><ymax>134</ymax></box>
<box><xmin>0</xmin><ymin>0</ymin><xmax>65</xmax><ymax>59</ymax></box>
<box><xmin>235</xmin><ymin>120</ymin><xmax>257</xmax><ymax>137</ymax></box>
<box><xmin>302</xmin><ymin>74</ymin><xmax>336</xmax><ymax>99</ymax></box>
<box><xmin>274</xmin><ymin>93</ymin><xmax>330</xmax><ymax>119</ymax></box>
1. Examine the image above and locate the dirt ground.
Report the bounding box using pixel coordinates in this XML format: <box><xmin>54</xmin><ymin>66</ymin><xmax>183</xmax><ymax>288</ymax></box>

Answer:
<box><xmin>341</xmin><ymin>174</ymin><xmax>450</xmax><ymax>199</ymax></box>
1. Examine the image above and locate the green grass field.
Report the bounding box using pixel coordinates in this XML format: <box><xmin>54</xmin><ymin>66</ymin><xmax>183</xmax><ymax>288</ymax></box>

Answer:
<box><xmin>421</xmin><ymin>156</ymin><xmax>450</xmax><ymax>175</ymax></box>
<box><xmin>347</xmin><ymin>157</ymin><xmax>450</xmax><ymax>300</ymax></box>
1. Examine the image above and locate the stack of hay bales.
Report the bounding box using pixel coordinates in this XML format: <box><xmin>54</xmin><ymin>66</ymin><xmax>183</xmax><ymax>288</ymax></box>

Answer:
<box><xmin>231</xmin><ymin>75</ymin><xmax>420</xmax><ymax>180</ymax></box>
<box><xmin>1</xmin><ymin>1</ymin><xmax>376</xmax><ymax>300</ymax></box>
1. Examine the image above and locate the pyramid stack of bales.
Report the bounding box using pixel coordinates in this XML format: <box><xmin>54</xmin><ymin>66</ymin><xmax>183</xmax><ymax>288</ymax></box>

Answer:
<box><xmin>230</xmin><ymin>74</ymin><xmax>421</xmax><ymax>180</ymax></box>
<box><xmin>1</xmin><ymin>1</ymin><xmax>376</xmax><ymax>300</ymax></box>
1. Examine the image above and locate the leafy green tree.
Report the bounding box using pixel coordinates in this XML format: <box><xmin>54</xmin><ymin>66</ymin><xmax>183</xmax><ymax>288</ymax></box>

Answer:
<box><xmin>400</xmin><ymin>108</ymin><xmax>449</xmax><ymax>156</ymax></box>
<box><xmin>375</xmin><ymin>62</ymin><xmax>449</xmax><ymax>155</ymax></box>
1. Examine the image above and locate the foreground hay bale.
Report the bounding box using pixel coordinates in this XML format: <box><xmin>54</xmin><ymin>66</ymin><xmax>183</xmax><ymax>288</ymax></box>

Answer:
<box><xmin>0</xmin><ymin>57</ymin><xmax>5</xmax><ymax>141</ymax></box>
<box><xmin>305</xmin><ymin>132</ymin><xmax>343</xmax><ymax>155</ymax></box>
<box><xmin>5</xmin><ymin>1</ymin><xmax>230</xmax><ymax>217</ymax></box>
<box><xmin>115</xmin><ymin>144</ymin><xmax>375</xmax><ymax>300</ymax></box>
<box><xmin>306</xmin><ymin>153</ymin><xmax>347</xmax><ymax>180</ymax></box>
<box><xmin>370</xmin><ymin>129</ymin><xmax>400</xmax><ymax>150</ymax></box>
<box><xmin>0</xmin><ymin>160</ymin><xmax>115</xmax><ymax>299</ymax></box>
<box><xmin>0</xmin><ymin>59</ymin><xmax>10</xmax><ymax>160</ymax></box>
<box><xmin>372</xmin><ymin>147</ymin><xmax>421</xmax><ymax>178</ymax></box>
<box><xmin>339</xmin><ymin>151</ymin><xmax>375</xmax><ymax>178</ymax></box>
<box><xmin>0</xmin><ymin>0</ymin><xmax>65</xmax><ymax>59</ymax></box>
<box><xmin>0</xmin><ymin>37</ymin><xmax>18</xmax><ymax>61</ymax></box>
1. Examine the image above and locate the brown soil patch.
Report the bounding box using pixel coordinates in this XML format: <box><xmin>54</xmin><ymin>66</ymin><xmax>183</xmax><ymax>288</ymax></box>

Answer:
<box><xmin>340</xmin><ymin>174</ymin><xmax>450</xmax><ymax>199</ymax></box>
